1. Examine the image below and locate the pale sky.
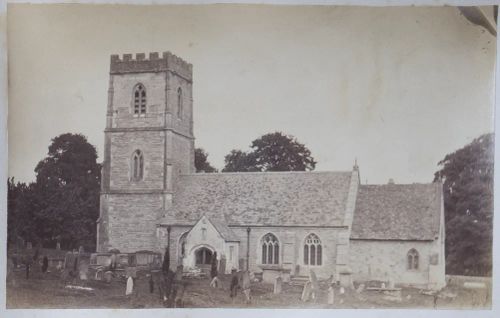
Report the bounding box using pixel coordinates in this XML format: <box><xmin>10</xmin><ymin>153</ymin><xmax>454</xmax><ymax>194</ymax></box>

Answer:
<box><xmin>7</xmin><ymin>4</ymin><xmax>496</xmax><ymax>184</ymax></box>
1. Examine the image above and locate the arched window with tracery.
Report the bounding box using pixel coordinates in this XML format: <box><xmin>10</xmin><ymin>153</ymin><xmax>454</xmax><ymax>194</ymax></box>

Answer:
<box><xmin>177</xmin><ymin>87</ymin><xmax>183</xmax><ymax>118</ymax></box>
<box><xmin>407</xmin><ymin>248</ymin><xmax>419</xmax><ymax>270</ymax></box>
<box><xmin>131</xmin><ymin>150</ymin><xmax>144</xmax><ymax>181</ymax></box>
<box><xmin>261</xmin><ymin>233</ymin><xmax>279</xmax><ymax>265</ymax></box>
<box><xmin>304</xmin><ymin>233</ymin><xmax>322</xmax><ymax>266</ymax></box>
<box><xmin>133</xmin><ymin>84</ymin><xmax>146</xmax><ymax>114</ymax></box>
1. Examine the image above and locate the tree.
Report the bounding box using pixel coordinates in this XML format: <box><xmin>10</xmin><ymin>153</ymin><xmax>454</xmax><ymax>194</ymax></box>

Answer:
<box><xmin>7</xmin><ymin>178</ymin><xmax>38</xmax><ymax>248</ymax></box>
<box><xmin>194</xmin><ymin>148</ymin><xmax>217</xmax><ymax>173</ymax></box>
<box><xmin>32</xmin><ymin>133</ymin><xmax>101</xmax><ymax>251</ymax></box>
<box><xmin>222</xmin><ymin>132</ymin><xmax>316</xmax><ymax>172</ymax></box>
<box><xmin>222</xmin><ymin>150</ymin><xmax>259</xmax><ymax>172</ymax></box>
<box><xmin>434</xmin><ymin>133</ymin><xmax>493</xmax><ymax>276</ymax></box>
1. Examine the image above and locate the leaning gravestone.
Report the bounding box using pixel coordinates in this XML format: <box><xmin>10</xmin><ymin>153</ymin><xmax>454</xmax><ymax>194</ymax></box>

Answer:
<box><xmin>301</xmin><ymin>281</ymin><xmax>312</xmax><ymax>302</ymax></box>
<box><xmin>274</xmin><ymin>275</ymin><xmax>282</xmax><ymax>294</ymax></box>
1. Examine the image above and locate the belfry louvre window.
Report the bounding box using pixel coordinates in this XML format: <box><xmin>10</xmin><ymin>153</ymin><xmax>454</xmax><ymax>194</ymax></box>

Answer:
<box><xmin>131</xmin><ymin>150</ymin><xmax>144</xmax><ymax>181</ymax></box>
<box><xmin>133</xmin><ymin>84</ymin><xmax>146</xmax><ymax>114</ymax></box>
<box><xmin>261</xmin><ymin>233</ymin><xmax>279</xmax><ymax>265</ymax></box>
<box><xmin>304</xmin><ymin>233</ymin><xmax>322</xmax><ymax>266</ymax></box>
<box><xmin>407</xmin><ymin>248</ymin><xmax>419</xmax><ymax>270</ymax></box>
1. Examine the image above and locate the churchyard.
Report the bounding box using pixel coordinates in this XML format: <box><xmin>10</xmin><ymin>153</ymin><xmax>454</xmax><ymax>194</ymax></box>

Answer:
<box><xmin>6</xmin><ymin>249</ymin><xmax>491</xmax><ymax>309</ymax></box>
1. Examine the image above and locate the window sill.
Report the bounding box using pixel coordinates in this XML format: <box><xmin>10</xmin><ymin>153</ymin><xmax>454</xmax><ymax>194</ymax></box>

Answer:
<box><xmin>259</xmin><ymin>265</ymin><xmax>290</xmax><ymax>272</ymax></box>
<box><xmin>303</xmin><ymin>264</ymin><xmax>323</xmax><ymax>267</ymax></box>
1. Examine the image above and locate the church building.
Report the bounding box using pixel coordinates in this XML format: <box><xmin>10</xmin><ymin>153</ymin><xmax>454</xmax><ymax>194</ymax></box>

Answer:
<box><xmin>97</xmin><ymin>52</ymin><xmax>446</xmax><ymax>290</ymax></box>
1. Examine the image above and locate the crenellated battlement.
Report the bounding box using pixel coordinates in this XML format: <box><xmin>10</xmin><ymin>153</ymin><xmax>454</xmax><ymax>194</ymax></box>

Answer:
<box><xmin>110</xmin><ymin>51</ymin><xmax>192</xmax><ymax>81</ymax></box>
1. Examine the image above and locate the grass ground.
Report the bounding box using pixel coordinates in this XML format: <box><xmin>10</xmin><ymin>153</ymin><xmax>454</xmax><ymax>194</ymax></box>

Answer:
<box><xmin>5</xmin><ymin>267</ymin><xmax>492</xmax><ymax>309</ymax></box>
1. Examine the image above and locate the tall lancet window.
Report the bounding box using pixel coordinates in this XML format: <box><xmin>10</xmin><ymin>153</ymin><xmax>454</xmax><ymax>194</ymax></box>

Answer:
<box><xmin>131</xmin><ymin>150</ymin><xmax>144</xmax><ymax>181</ymax></box>
<box><xmin>133</xmin><ymin>84</ymin><xmax>146</xmax><ymax>114</ymax></box>
<box><xmin>177</xmin><ymin>87</ymin><xmax>183</xmax><ymax>118</ymax></box>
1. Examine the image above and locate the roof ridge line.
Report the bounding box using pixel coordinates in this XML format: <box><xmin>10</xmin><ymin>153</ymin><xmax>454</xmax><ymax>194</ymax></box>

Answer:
<box><xmin>180</xmin><ymin>170</ymin><xmax>352</xmax><ymax>177</ymax></box>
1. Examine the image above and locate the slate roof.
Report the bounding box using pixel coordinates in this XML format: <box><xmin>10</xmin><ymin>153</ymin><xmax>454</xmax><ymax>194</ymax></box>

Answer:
<box><xmin>162</xmin><ymin>171</ymin><xmax>353</xmax><ymax>227</ymax></box>
<box><xmin>350</xmin><ymin>183</ymin><xmax>442</xmax><ymax>241</ymax></box>
<box><xmin>208</xmin><ymin>217</ymin><xmax>241</xmax><ymax>242</ymax></box>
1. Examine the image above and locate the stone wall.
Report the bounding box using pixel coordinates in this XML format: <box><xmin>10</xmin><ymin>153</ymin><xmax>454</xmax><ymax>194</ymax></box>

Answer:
<box><xmin>104</xmin><ymin>193</ymin><xmax>164</xmax><ymax>252</ymax></box>
<box><xmin>111</xmin><ymin>72</ymin><xmax>166</xmax><ymax>128</ymax></box>
<box><xmin>108</xmin><ymin>130</ymin><xmax>165</xmax><ymax>191</ymax></box>
<box><xmin>162</xmin><ymin>225</ymin><xmax>347</xmax><ymax>279</ymax></box>
<box><xmin>349</xmin><ymin>239</ymin><xmax>444</xmax><ymax>288</ymax></box>
<box><xmin>98</xmin><ymin>52</ymin><xmax>195</xmax><ymax>252</ymax></box>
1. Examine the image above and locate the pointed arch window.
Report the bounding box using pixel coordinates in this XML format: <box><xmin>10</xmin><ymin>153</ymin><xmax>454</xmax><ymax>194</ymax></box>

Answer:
<box><xmin>304</xmin><ymin>233</ymin><xmax>322</xmax><ymax>266</ymax></box>
<box><xmin>131</xmin><ymin>150</ymin><xmax>144</xmax><ymax>181</ymax></box>
<box><xmin>133</xmin><ymin>84</ymin><xmax>146</xmax><ymax>114</ymax></box>
<box><xmin>407</xmin><ymin>248</ymin><xmax>419</xmax><ymax>270</ymax></box>
<box><xmin>261</xmin><ymin>233</ymin><xmax>279</xmax><ymax>265</ymax></box>
<box><xmin>177</xmin><ymin>87</ymin><xmax>183</xmax><ymax>118</ymax></box>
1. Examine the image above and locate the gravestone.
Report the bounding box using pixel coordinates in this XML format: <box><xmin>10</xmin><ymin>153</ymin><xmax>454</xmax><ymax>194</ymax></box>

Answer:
<box><xmin>110</xmin><ymin>253</ymin><xmax>117</xmax><ymax>270</ymax></box>
<box><xmin>309</xmin><ymin>270</ymin><xmax>319</xmax><ymax>300</ymax></box>
<box><xmin>175</xmin><ymin>265</ymin><xmax>183</xmax><ymax>282</ymax></box>
<box><xmin>301</xmin><ymin>281</ymin><xmax>312</xmax><ymax>302</ymax></box>
<box><xmin>219</xmin><ymin>256</ymin><xmax>227</xmax><ymax>274</ymax></box>
<box><xmin>274</xmin><ymin>275</ymin><xmax>282</xmax><ymax>294</ymax></box>
<box><xmin>79</xmin><ymin>261</ymin><xmax>89</xmax><ymax>281</ymax></box>
<box><xmin>210</xmin><ymin>276</ymin><xmax>221</xmax><ymax>288</ymax></box>
<box><xmin>328</xmin><ymin>285</ymin><xmax>335</xmax><ymax>304</ymax></box>
<box><xmin>78</xmin><ymin>246</ymin><xmax>84</xmax><ymax>254</ymax></box>
<box><xmin>56</xmin><ymin>242</ymin><xmax>61</xmax><ymax>250</ymax></box>
<box><xmin>104</xmin><ymin>271</ymin><xmax>113</xmax><ymax>283</ymax></box>
<box><xmin>126</xmin><ymin>276</ymin><xmax>134</xmax><ymax>296</ymax></box>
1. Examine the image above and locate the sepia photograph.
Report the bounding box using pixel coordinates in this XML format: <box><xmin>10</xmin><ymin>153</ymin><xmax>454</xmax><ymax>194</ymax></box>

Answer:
<box><xmin>3</xmin><ymin>1</ymin><xmax>497</xmax><ymax>313</ymax></box>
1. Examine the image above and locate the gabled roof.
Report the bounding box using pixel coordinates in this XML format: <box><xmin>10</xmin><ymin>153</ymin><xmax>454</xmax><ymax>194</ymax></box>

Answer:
<box><xmin>209</xmin><ymin>217</ymin><xmax>240</xmax><ymax>242</ymax></box>
<box><xmin>190</xmin><ymin>215</ymin><xmax>240</xmax><ymax>242</ymax></box>
<box><xmin>350</xmin><ymin>183</ymin><xmax>442</xmax><ymax>241</ymax></box>
<box><xmin>161</xmin><ymin>171</ymin><xmax>353</xmax><ymax>227</ymax></box>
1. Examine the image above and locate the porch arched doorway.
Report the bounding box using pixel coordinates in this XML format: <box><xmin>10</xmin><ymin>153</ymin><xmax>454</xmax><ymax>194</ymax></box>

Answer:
<box><xmin>195</xmin><ymin>247</ymin><xmax>213</xmax><ymax>266</ymax></box>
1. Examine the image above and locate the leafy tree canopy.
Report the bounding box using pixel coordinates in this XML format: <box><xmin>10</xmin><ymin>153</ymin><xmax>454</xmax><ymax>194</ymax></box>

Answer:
<box><xmin>434</xmin><ymin>133</ymin><xmax>493</xmax><ymax>276</ymax></box>
<box><xmin>194</xmin><ymin>148</ymin><xmax>217</xmax><ymax>173</ymax></box>
<box><xmin>222</xmin><ymin>132</ymin><xmax>316</xmax><ymax>172</ymax></box>
<box><xmin>9</xmin><ymin>133</ymin><xmax>101</xmax><ymax>251</ymax></box>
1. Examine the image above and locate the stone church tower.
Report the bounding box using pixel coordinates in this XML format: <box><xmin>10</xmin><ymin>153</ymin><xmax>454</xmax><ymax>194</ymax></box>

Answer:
<box><xmin>97</xmin><ymin>52</ymin><xmax>195</xmax><ymax>252</ymax></box>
